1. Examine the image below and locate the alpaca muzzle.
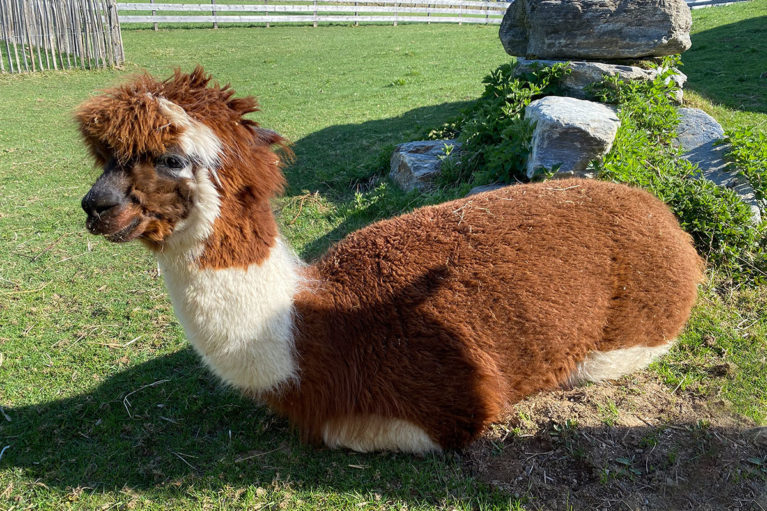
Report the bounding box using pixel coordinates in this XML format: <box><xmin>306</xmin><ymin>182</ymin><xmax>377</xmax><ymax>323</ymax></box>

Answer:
<box><xmin>82</xmin><ymin>171</ymin><xmax>140</xmax><ymax>241</ymax></box>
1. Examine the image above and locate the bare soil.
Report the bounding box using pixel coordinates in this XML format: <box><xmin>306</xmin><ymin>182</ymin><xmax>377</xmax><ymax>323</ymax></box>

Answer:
<box><xmin>465</xmin><ymin>373</ymin><xmax>767</xmax><ymax>511</ymax></box>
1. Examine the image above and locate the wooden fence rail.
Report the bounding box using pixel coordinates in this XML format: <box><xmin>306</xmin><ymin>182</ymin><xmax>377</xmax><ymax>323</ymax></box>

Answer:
<box><xmin>0</xmin><ymin>0</ymin><xmax>124</xmax><ymax>73</ymax></box>
<box><xmin>117</xmin><ymin>0</ymin><xmax>511</xmax><ymax>27</ymax></box>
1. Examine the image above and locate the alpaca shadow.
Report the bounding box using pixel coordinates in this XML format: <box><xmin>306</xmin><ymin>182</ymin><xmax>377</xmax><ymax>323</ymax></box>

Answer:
<box><xmin>683</xmin><ymin>15</ymin><xmax>767</xmax><ymax>114</ymax></box>
<box><xmin>283</xmin><ymin>101</ymin><xmax>472</xmax><ymax>260</ymax></box>
<box><xmin>0</xmin><ymin>269</ymin><xmax>491</xmax><ymax>502</ymax></box>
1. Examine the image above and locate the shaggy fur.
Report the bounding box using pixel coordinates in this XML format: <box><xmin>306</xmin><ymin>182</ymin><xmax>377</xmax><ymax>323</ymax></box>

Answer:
<box><xmin>79</xmin><ymin>68</ymin><xmax>704</xmax><ymax>452</ymax></box>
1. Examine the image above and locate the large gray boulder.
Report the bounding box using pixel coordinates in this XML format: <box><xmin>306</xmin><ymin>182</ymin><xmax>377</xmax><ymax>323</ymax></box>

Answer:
<box><xmin>514</xmin><ymin>58</ymin><xmax>687</xmax><ymax>102</ymax></box>
<box><xmin>674</xmin><ymin>108</ymin><xmax>762</xmax><ymax>223</ymax></box>
<box><xmin>500</xmin><ymin>0</ymin><xmax>692</xmax><ymax>60</ymax></box>
<box><xmin>525</xmin><ymin>96</ymin><xmax>620</xmax><ymax>179</ymax></box>
<box><xmin>390</xmin><ymin>140</ymin><xmax>461</xmax><ymax>192</ymax></box>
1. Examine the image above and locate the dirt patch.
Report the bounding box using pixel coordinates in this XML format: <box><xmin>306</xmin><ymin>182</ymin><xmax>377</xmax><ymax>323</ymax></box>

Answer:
<box><xmin>465</xmin><ymin>373</ymin><xmax>767</xmax><ymax>510</ymax></box>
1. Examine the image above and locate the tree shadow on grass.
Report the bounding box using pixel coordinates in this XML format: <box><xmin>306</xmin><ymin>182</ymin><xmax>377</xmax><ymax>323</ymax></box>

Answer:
<box><xmin>468</xmin><ymin>373</ymin><xmax>767</xmax><ymax>511</ymax></box>
<box><xmin>683</xmin><ymin>15</ymin><xmax>767</xmax><ymax>114</ymax></box>
<box><xmin>282</xmin><ymin>100</ymin><xmax>472</xmax><ymax>260</ymax></box>
<box><xmin>3</xmin><ymin>349</ymin><xmax>764</xmax><ymax>508</ymax></box>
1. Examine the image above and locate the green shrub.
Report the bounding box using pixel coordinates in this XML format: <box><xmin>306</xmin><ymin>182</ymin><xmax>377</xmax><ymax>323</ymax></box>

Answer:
<box><xmin>429</xmin><ymin>61</ymin><xmax>571</xmax><ymax>186</ymax></box>
<box><xmin>722</xmin><ymin>127</ymin><xmax>767</xmax><ymax>204</ymax></box>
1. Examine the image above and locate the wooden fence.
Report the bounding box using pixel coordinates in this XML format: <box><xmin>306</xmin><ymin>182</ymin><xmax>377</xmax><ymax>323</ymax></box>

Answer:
<box><xmin>0</xmin><ymin>0</ymin><xmax>124</xmax><ymax>73</ymax></box>
<box><xmin>117</xmin><ymin>0</ymin><xmax>512</xmax><ymax>28</ymax></box>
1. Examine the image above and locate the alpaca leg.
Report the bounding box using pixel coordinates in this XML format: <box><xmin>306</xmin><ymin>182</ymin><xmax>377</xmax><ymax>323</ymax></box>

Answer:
<box><xmin>322</xmin><ymin>415</ymin><xmax>441</xmax><ymax>453</ymax></box>
<box><xmin>566</xmin><ymin>341</ymin><xmax>675</xmax><ymax>386</ymax></box>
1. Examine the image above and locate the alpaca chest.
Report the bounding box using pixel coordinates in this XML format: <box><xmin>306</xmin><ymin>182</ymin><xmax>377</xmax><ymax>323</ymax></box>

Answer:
<box><xmin>157</xmin><ymin>241</ymin><xmax>301</xmax><ymax>392</ymax></box>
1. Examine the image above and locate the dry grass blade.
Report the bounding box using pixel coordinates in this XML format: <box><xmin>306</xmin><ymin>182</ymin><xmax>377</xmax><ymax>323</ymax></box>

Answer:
<box><xmin>0</xmin><ymin>445</ymin><xmax>10</xmax><ymax>462</ymax></box>
<box><xmin>122</xmin><ymin>379</ymin><xmax>170</xmax><ymax>418</ymax></box>
<box><xmin>234</xmin><ymin>446</ymin><xmax>285</xmax><ymax>463</ymax></box>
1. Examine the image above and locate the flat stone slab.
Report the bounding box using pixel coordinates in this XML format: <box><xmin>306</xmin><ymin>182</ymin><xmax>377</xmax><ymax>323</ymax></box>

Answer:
<box><xmin>525</xmin><ymin>96</ymin><xmax>620</xmax><ymax>179</ymax></box>
<box><xmin>500</xmin><ymin>0</ymin><xmax>692</xmax><ymax>60</ymax></box>
<box><xmin>466</xmin><ymin>183</ymin><xmax>507</xmax><ymax>197</ymax></box>
<box><xmin>390</xmin><ymin>140</ymin><xmax>461</xmax><ymax>192</ymax></box>
<box><xmin>515</xmin><ymin>59</ymin><xmax>686</xmax><ymax>102</ymax></box>
<box><xmin>675</xmin><ymin>108</ymin><xmax>761</xmax><ymax>223</ymax></box>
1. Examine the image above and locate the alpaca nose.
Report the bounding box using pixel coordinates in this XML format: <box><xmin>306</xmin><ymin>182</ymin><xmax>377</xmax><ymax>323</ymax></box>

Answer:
<box><xmin>81</xmin><ymin>187</ymin><xmax>123</xmax><ymax>217</ymax></box>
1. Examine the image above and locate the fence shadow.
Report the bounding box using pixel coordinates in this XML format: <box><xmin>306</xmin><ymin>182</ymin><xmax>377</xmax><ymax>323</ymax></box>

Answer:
<box><xmin>683</xmin><ymin>15</ymin><xmax>767</xmax><ymax>114</ymax></box>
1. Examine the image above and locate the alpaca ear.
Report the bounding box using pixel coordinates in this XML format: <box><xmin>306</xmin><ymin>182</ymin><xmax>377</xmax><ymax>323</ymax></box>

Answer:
<box><xmin>252</xmin><ymin>127</ymin><xmax>284</xmax><ymax>147</ymax></box>
<box><xmin>251</xmin><ymin>127</ymin><xmax>294</xmax><ymax>163</ymax></box>
<box><xmin>156</xmin><ymin>96</ymin><xmax>192</xmax><ymax>127</ymax></box>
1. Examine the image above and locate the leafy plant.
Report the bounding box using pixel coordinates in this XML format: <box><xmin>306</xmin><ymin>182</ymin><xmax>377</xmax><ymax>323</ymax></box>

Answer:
<box><xmin>722</xmin><ymin>127</ymin><xmax>767</xmax><ymax>204</ymax></box>
<box><xmin>429</xmin><ymin>61</ymin><xmax>571</xmax><ymax>186</ymax></box>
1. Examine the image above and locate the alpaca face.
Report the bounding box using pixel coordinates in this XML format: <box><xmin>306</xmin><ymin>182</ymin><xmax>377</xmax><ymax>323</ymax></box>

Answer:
<box><xmin>81</xmin><ymin>96</ymin><xmax>224</xmax><ymax>249</ymax></box>
<box><xmin>81</xmin><ymin>151</ymin><xmax>197</xmax><ymax>244</ymax></box>
<box><xmin>77</xmin><ymin>68</ymin><xmax>286</xmax><ymax>260</ymax></box>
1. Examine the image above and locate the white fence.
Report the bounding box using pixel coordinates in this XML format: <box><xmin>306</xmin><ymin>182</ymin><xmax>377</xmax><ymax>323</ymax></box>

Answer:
<box><xmin>117</xmin><ymin>0</ymin><xmax>512</xmax><ymax>27</ymax></box>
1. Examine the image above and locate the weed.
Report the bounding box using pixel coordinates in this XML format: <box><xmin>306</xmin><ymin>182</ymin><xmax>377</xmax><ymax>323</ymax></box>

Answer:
<box><xmin>598</xmin><ymin>401</ymin><xmax>620</xmax><ymax>427</ymax></box>
<box><xmin>386</xmin><ymin>78</ymin><xmax>407</xmax><ymax>87</ymax></box>
<box><xmin>589</xmin><ymin>57</ymin><xmax>766</xmax><ymax>282</ymax></box>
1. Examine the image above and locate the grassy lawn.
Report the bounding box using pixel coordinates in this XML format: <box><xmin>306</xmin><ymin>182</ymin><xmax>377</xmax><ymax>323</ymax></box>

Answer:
<box><xmin>0</xmin><ymin>3</ymin><xmax>765</xmax><ymax>509</ymax></box>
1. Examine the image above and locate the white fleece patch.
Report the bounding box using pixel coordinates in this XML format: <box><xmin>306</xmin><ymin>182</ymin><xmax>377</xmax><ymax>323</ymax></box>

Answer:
<box><xmin>158</xmin><ymin>238</ymin><xmax>302</xmax><ymax>392</ymax></box>
<box><xmin>157</xmin><ymin>97</ymin><xmax>222</xmax><ymax>175</ymax></box>
<box><xmin>322</xmin><ymin>415</ymin><xmax>441</xmax><ymax>454</ymax></box>
<box><xmin>567</xmin><ymin>342</ymin><xmax>674</xmax><ymax>386</ymax></box>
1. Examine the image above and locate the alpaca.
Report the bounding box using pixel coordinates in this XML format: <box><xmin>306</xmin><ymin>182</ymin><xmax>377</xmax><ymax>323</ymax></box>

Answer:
<box><xmin>78</xmin><ymin>67</ymin><xmax>703</xmax><ymax>453</ymax></box>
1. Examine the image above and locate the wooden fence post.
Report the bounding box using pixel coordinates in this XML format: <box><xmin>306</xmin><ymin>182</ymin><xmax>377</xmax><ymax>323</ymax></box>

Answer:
<box><xmin>313</xmin><ymin>0</ymin><xmax>317</xmax><ymax>27</ymax></box>
<box><xmin>0</xmin><ymin>1</ymin><xmax>11</xmax><ymax>72</ymax></box>
<box><xmin>150</xmin><ymin>0</ymin><xmax>157</xmax><ymax>31</ymax></box>
<box><xmin>211</xmin><ymin>0</ymin><xmax>217</xmax><ymax>29</ymax></box>
<box><xmin>353</xmin><ymin>1</ymin><xmax>358</xmax><ymax>26</ymax></box>
<box><xmin>0</xmin><ymin>3</ymin><xmax>5</xmax><ymax>73</ymax></box>
<box><xmin>265</xmin><ymin>0</ymin><xmax>269</xmax><ymax>28</ymax></box>
<box><xmin>107</xmin><ymin>0</ymin><xmax>123</xmax><ymax>64</ymax></box>
<box><xmin>393</xmin><ymin>0</ymin><xmax>397</xmax><ymax>26</ymax></box>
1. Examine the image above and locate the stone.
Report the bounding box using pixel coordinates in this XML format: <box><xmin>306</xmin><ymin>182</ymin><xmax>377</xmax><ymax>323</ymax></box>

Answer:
<box><xmin>514</xmin><ymin>58</ymin><xmax>687</xmax><ymax>102</ymax></box>
<box><xmin>500</xmin><ymin>0</ymin><xmax>692</xmax><ymax>60</ymax></box>
<box><xmin>525</xmin><ymin>96</ymin><xmax>620</xmax><ymax>179</ymax></box>
<box><xmin>674</xmin><ymin>108</ymin><xmax>762</xmax><ymax>223</ymax></box>
<box><xmin>466</xmin><ymin>183</ymin><xmax>506</xmax><ymax>197</ymax></box>
<box><xmin>390</xmin><ymin>140</ymin><xmax>461</xmax><ymax>192</ymax></box>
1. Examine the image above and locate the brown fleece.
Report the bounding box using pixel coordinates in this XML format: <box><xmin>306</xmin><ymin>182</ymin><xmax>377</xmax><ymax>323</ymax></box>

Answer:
<box><xmin>77</xmin><ymin>67</ymin><xmax>288</xmax><ymax>265</ymax></box>
<box><xmin>262</xmin><ymin>180</ymin><xmax>703</xmax><ymax>449</ymax></box>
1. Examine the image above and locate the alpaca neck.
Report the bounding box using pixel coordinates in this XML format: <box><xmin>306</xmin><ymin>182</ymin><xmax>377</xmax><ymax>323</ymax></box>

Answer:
<box><xmin>157</xmin><ymin>236</ymin><xmax>304</xmax><ymax>392</ymax></box>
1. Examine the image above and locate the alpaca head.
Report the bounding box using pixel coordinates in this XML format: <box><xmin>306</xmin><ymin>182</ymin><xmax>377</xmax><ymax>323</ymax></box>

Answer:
<box><xmin>78</xmin><ymin>67</ymin><xmax>288</xmax><ymax>259</ymax></box>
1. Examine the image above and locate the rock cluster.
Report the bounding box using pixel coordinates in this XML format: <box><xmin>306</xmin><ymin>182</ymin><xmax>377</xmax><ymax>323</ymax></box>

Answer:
<box><xmin>388</xmin><ymin>0</ymin><xmax>760</xmax><ymax>223</ymax></box>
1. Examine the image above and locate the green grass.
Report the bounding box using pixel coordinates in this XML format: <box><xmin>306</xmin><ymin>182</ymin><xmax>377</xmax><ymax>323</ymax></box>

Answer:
<box><xmin>1</xmin><ymin>4</ymin><xmax>766</xmax><ymax>509</ymax></box>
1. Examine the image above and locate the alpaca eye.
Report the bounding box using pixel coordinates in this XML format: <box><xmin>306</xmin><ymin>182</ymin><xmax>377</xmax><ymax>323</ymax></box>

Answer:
<box><xmin>160</xmin><ymin>155</ymin><xmax>186</xmax><ymax>169</ymax></box>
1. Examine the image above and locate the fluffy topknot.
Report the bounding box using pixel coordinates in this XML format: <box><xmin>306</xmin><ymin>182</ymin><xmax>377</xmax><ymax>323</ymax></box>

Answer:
<box><xmin>76</xmin><ymin>66</ymin><xmax>264</xmax><ymax>165</ymax></box>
